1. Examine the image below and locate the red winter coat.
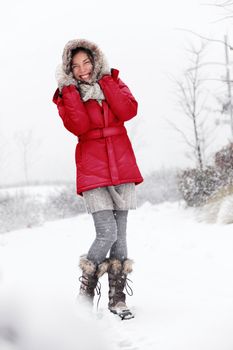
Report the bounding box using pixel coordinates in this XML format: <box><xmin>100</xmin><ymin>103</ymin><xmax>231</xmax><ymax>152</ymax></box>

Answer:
<box><xmin>52</xmin><ymin>69</ymin><xmax>143</xmax><ymax>195</ymax></box>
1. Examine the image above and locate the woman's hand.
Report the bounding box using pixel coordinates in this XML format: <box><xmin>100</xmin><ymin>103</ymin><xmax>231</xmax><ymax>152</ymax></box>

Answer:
<box><xmin>98</xmin><ymin>69</ymin><xmax>138</xmax><ymax>122</ymax></box>
<box><xmin>55</xmin><ymin>64</ymin><xmax>77</xmax><ymax>92</ymax></box>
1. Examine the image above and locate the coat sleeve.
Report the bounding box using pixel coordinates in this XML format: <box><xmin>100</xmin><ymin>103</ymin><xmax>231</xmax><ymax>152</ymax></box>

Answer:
<box><xmin>98</xmin><ymin>70</ymin><xmax>138</xmax><ymax>122</ymax></box>
<box><xmin>52</xmin><ymin>85</ymin><xmax>90</xmax><ymax>136</ymax></box>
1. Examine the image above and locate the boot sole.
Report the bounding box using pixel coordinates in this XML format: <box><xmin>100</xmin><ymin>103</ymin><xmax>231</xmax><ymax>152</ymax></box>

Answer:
<box><xmin>110</xmin><ymin>309</ymin><xmax>135</xmax><ymax>320</ymax></box>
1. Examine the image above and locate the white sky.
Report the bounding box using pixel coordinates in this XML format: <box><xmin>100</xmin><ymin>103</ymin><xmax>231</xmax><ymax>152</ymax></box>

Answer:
<box><xmin>0</xmin><ymin>0</ymin><xmax>232</xmax><ymax>185</ymax></box>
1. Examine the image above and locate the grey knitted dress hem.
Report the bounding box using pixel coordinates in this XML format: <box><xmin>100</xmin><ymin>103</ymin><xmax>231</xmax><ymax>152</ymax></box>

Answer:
<box><xmin>82</xmin><ymin>183</ymin><xmax>137</xmax><ymax>214</ymax></box>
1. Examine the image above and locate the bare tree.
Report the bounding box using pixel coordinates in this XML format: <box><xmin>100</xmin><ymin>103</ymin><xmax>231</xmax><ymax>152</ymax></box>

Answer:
<box><xmin>212</xmin><ymin>0</ymin><xmax>233</xmax><ymax>22</ymax></box>
<box><xmin>15</xmin><ymin>129</ymin><xmax>41</xmax><ymax>185</ymax></box>
<box><xmin>0</xmin><ymin>133</ymin><xmax>13</xmax><ymax>187</ymax></box>
<box><xmin>175</xmin><ymin>29</ymin><xmax>233</xmax><ymax>136</ymax></box>
<box><xmin>171</xmin><ymin>41</ymin><xmax>214</xmax><ymax>171</ymax></box>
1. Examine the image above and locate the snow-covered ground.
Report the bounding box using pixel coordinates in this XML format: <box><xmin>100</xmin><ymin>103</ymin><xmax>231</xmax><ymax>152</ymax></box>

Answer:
<box><xmin>0</xmin><ymin>201</ymin><xmax>233</xmax><ymax>350</ymax></box>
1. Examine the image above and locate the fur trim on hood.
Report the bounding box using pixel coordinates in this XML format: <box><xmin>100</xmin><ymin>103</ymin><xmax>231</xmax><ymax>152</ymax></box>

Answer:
<box><xmin>61</xmin><ymin>38</ymin><xmax>110</xmax><ymax>83</ymax></box>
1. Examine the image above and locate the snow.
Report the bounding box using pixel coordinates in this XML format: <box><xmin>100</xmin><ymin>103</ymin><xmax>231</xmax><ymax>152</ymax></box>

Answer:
<box><xmin>0</xmin><ymin>201</ymin><xmax>233</xmax><ymax>350</ymax></box>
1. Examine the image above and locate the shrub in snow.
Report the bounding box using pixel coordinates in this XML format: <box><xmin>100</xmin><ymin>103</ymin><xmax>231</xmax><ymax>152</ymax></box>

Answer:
<box><xmin>179</xmin><ymin>142</ymin><xmax>233</xmax><ymax>223</ymax></box>
<box><xmin>44</xmin><ymin>185</ymin><xmax>85</xmax><ymax>220</ymax></box>
<box><xmin>214</xmin><ymin>142</ymin><xmax>233</xmax><ymax>190</ymax></box>
<box><xmin>178</xmin><ymin>167</ymin><xmax>222</xmax><ymax>207</ymax></box>
<box><xmin>179</xmin><ymin>142</ymin><xmax>233</xmax><ymax>207</ymax></box>
<box><xmin>215</xmin><ymin>142</ymin><xmax>233</xmax><ymax>170</ymax></box>
<box><xmin>0</xmin><ymin>185</ymin><xmax>85</xmax><ymax>234</ymax></box>
<box><xmin>136</xmin><ymin>168</ymin><xmax>181</xmax><ymax>205</ymax></box>
<box><xmin>0</xmin><ymin>192</ymin><xmax>44</xmax><ymax>233</ymax></box>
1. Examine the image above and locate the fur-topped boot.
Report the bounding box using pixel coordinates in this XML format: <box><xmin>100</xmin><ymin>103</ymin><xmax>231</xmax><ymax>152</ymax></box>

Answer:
<box><xmin>108</xmin><ymin>258</ymin><xmax>134</xmax><ymax>320</ymax></box>
<box><xmin>79</xmin><ymin>255</ymin><xmax>109</xmax><ymax>305</ymax></box>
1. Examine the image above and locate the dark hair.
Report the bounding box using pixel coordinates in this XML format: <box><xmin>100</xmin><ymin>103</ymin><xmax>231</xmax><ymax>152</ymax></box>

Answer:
<box><xmin>70</xmin><ymin>47</ymin><xmax>94</xmax><ymax>67</ymax></box>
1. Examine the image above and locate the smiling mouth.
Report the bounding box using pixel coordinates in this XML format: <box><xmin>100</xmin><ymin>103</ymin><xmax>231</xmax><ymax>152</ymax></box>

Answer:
<box><xmin>80</xmin><ymin>73</ymin><xmax>90</xmax><ymax>80</ymax></box>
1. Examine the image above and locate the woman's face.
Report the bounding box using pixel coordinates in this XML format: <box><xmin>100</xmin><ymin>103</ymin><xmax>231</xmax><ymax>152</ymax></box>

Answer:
<box><xmin>71</xmin><ymin>51</ymin><xmax>93</xmax><ymax>82</ymax></box>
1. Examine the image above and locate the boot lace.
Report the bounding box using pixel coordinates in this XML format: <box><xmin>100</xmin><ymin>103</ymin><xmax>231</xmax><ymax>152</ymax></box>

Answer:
<box><xmin>95</xmin><ymin>280</ymin><xmax>102</xmax><ymax>309</ymax></box>
<box><xmin>125</xmin><ymin>277</ymin><xmax>133</xmax><ymax>296</ymax></box>
<box><xmin>78</xmin><ymin>275</ymin><xmax>102</xmax><ymax>308</ymax></box>
<box><xmin>111</xmin><ymin>276</ymin><xmax>133</xmax><ymax>306</ymax></box>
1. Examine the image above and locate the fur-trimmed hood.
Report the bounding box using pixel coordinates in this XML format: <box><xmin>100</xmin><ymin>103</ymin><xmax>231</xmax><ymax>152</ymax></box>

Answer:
<box><xmin>61</xmin><ymin>38</ymin><xmax>110</xmax><ymax>83</ymax></box>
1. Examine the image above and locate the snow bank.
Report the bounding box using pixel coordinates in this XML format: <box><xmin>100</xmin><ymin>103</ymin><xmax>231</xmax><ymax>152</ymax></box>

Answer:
<box><xmin>194</xmin><ymin>193</ymin><xmax>233</xmax><ymax>224</ymax></box>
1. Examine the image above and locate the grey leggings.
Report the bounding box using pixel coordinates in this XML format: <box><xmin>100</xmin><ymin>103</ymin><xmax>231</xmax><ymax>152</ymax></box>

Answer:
<box><xmin>87</xmin><ymin>210</ymin><xmax>128</xmax><ymax>265</ymax></box>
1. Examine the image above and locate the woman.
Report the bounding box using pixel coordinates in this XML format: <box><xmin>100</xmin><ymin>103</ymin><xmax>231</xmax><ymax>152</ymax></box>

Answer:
<box><xmin>52</xmin><ymin>38</ymin><xmax>143</xmax><ymax>320</ymax></box>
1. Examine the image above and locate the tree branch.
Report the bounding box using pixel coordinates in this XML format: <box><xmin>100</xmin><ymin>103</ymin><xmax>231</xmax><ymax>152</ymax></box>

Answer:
<box><xmin>174</xmin><ymin>28</ymin><xmax>233</xmax><ymax>50</ymax></box>
<box><xmin>165</xmin><ymin>118</ymin><xmax>196</xmax><ymax>149</ymax></box>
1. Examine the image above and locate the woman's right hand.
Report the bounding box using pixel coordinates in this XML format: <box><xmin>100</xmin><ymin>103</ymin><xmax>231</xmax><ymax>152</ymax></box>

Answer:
<box><xmin>55</xmin><ymin>64</ymin><xmax>77</xmax><ymax>92</ymax></box>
